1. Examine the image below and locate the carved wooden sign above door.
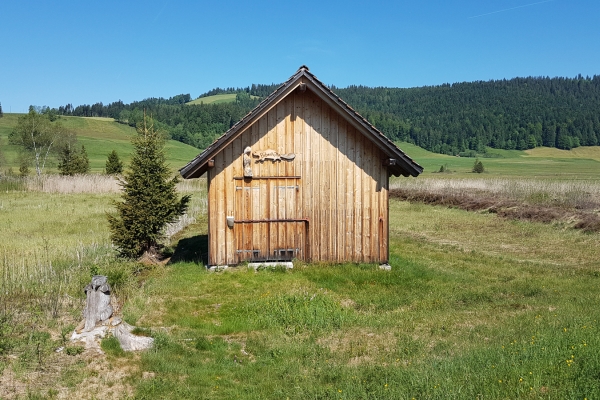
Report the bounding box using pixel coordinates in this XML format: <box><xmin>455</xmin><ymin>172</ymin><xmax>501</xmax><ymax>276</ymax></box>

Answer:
<box><xmin>252</xmin><ymin>149</ymin><xmax>296</xmax><ymax>163</ymax></box>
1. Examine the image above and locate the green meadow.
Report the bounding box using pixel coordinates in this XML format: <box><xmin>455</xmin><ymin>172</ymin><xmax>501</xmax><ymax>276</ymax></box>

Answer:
<box><xmin>0</xmin><ymin>114</ymin><xmax>200</xmax><ymax>173</ymax></box>
<box><xmin>186</xmin><ymin>93</ymin><xmax>259</xmax><ymax>106</ymax></box>
<box><xmin>1</xmin><ymin>118</ymin><xmax>600</xmax><ymax>398</ymax></box>
<box><xmin>396</xmin><ymin>141</ymin><xmax>600</xmax><ymax>180</ymax></box>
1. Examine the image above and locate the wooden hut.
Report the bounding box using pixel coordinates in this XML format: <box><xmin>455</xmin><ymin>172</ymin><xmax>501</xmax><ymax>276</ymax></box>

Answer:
<box><xmin>180</xmin><ymin>66</ymin><xmax>422</xmax><ymax>267</ymax></box>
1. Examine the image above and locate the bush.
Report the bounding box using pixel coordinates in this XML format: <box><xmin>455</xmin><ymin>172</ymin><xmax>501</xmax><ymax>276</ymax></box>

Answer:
<box><xmin>472</xmin><ymin>159</ymin><xmax>484</xmax><ymax>173</ymax></box>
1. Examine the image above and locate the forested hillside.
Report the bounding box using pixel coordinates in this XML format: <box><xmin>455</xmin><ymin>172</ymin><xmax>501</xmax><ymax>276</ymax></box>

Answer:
<box><xmin>53</xmin><ymin>76</ymin><xmax>600</xmax><ymax>155</ymax></box>
<box><xmin>334</xmin><ymin>75</ymin><xmax>600</xmax><ymax>154</ymax></box>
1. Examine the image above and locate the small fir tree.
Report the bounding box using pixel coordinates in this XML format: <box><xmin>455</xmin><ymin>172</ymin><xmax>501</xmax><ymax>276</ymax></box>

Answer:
<box><xmin>105</xmin><ymin>150</ymin><xmax>123</xmax><ymax>174</ymax></box>
<box><xmin>58</xmin><ymin>144</ymin><xmax>90</xmax><ymax>175</ymax></box>
<box><xmin>472</xmin><ymin>158</ymin><xmax>484</xmax><ymax>174</ymax></box>
<box><xmin>57</xmin><ymin>143</ymin><xmax>77</xmax><ymax>175</ymax></box>
<box><xmin>107</xmin><ymin>114</ymin><xmax>190</xmax><ymax>259</ymax></box>
<box><xmin>77</xmin><ymin>145</ymin><xmax>90</xmax><ymax>173</ymax></box>
<box><xmin>0</xmin><ymin>102</ymin><xmax>4</xmax><ymax>118</ymax></box>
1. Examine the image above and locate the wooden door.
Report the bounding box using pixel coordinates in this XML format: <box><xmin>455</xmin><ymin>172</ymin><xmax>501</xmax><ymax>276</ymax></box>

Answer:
<box><xmin>234</xmin><ymin>178</ymin><xmax>305</xmax><ymax>263</ymax></box>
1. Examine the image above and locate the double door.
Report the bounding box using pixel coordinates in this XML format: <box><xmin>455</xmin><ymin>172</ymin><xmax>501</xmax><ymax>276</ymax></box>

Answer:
<box><xmin>233</xmin><ymin>177</ymin><xmax>306</xmax><ymax>263</ymax></box>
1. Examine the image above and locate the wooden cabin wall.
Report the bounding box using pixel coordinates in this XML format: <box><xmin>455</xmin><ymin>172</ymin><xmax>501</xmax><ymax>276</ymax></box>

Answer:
<box><xmin>207</xmin><ymin>89</ymin><xmax>389</xmax><ymax>266</ymax></box>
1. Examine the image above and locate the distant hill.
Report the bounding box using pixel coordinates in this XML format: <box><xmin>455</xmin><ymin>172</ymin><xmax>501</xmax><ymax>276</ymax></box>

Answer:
<box><xmin>40</xmin><ymin>75</ymin><xmax>600</xmax><ymax>155</ymax></box>
<box><xmin>0</xmin><ymin>114</ymin><xmax>200</xmax><ymax>174</ymax></box>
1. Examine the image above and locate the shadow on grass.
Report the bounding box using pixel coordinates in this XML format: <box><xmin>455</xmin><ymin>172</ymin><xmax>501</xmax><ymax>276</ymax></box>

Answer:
<box><xmin>169</xmin><ymin>234</ymin><xmax>208</xmax><ymax>265</ymax></box>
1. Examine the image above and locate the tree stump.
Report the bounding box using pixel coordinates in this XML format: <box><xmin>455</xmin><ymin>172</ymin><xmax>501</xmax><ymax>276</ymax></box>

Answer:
<box><xmin>71</xmin><ymin>275</ymin><xmax>153</xmax><ymax>351</ymax></box>
<box><xmin>83</xmin><ymin>275</ymin><xmax>113</xmax><ymax>331</ymax></box>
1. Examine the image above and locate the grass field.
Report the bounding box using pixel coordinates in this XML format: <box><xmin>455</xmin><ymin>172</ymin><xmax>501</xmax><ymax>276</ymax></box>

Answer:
<box><xmin>0</xmin><ymin>114</ymin><xmax>200</xmax><ymax>173</ymax></box>
<box><xmin>396</xmin><ymin>142</ymin><xmax>600</xmax><ymax>180</ymax></box>
<box><xmin>1</xmin><ymin>124</ymin><xmax>600</xmax><ymax>398</ymax></box>
<box><xmin>186</xmin><ymin>93</ymin><xmax>259</xmax><ymax>106</ymax></box>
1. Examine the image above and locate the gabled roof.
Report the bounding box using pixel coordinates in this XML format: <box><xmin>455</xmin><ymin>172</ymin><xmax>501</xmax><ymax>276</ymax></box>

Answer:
<box><xmin>180</xmin><ymin>66</ymin><xmax>423</xmax><ymax>178</ymax></box>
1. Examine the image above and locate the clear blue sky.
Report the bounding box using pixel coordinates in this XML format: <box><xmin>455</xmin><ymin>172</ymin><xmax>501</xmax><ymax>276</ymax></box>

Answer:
<box><xmin>1</xmin><ymin>0</ymin><xmax>598</xmax><ymax>113</ymax></box>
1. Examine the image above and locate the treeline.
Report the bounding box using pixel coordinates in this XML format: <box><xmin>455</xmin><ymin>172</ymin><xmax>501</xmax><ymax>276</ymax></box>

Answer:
<box><xmin>52</xmin><ymin>75</ymin><xmax>600</xmax><ymax>154</ymax></box>
<box><xmin>197</xmin><ymin>83</ymin><xmax>281</xmax><ymax>99</ymax></box>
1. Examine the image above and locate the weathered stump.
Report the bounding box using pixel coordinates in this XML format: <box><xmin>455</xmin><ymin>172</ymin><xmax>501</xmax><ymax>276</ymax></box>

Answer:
<box><xmin>83</xmin><ymin>275</ymin><xmax>113</xmax><ymax>331</ymax></box>
<box><xmin>71</xmin><ymin>275</ymin><xmax>153</xmax><ymax>352</ymax></box>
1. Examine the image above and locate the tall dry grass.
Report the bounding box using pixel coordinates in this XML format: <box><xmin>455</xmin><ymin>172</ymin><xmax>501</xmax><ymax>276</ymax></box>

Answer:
<box><xmin>391</xmin><ymin>177</ymin><xmax>600</xmax><ymax>210</ymax></box>
<box><xmin>25</xmin><ymin>174</ymin><xmax>122</xmax><ymax>193</ymax></box>
<box><xmin>23</xmin><ymin>174</ymin><xmax>207</xmax><ymax>195</ymax></box>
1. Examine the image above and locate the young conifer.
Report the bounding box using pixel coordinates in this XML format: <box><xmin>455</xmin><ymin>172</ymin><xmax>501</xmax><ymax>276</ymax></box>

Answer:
<box><xmin>472</xmin><ymin>158</ymin><xmax>484</xmax><ymax>173</ymax></box>
<box><xmin>58</xmin><ymin>144</ymin><xmax>90</xmax><ymax>175</ymax></box>
<box><xmin>57</xmin><ymin>143</ymin><xmax>77</xmax><ymax>175</ymax></box>
<box><xmin>78</xmin><ymin>145</ymin><xmax>90</xmax><ymax>173</ymax></box>
<box><xmin>105</xmin><ymin>150</ymin><xmax>123</xmax><ymax>174</ymax></box>
<box><xmin>107</xmin><ymin>113</ymin><xmax>190</xmax><ymax>259</ymax></box>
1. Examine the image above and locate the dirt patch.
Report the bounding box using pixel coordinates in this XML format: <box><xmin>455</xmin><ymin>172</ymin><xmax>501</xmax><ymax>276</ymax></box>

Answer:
<box><xmin>390</xmin><ymin>188</ymin><xmax>600</xmax><ymax>233</ymax></box>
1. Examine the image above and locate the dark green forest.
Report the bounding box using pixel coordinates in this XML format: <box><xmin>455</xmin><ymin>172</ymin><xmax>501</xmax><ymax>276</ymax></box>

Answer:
<box><xmin>54</xmin><ymin>76</ymin><xmax>600</xmax><ymax>155</ymax></box>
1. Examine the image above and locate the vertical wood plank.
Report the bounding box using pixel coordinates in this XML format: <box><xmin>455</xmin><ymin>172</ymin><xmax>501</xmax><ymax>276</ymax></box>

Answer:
<box><xmin>268</xmin><ymin>179</ymin><xmax>277</xmax><ymax>260</ymax></box>
<box><xmin>276</xmin><ymin>102</ymin><xmax>285</xmax><ymax>177</ymax></box>
<box><xmin>207</xmin><ymin>169</ymin><xmax>216</xmax><ymax>266</ymax></box>
<box><xmin>362</xmin><ymin>140</ymin><xmax>372</xmax><ymax>262</ymax></box>
<box><xmin>232</xmin><ymin>133</ymin><xmax>242</xmax><ymax>177</ymax></box>
<box><xmin>321</xmin><ymin>102</ymin><xmax>330</xmax><ymax>261</ymax></box>
<box><xmin>224</xmin><ymin>141</ymin><xmax>234</xmax><ymax>264</ymax></box>
<box><xmin>331</xmin><ymin>113</ymin><xmax>341</xmax><ymax>262</ymax></box>
<box><xmin>277</xmin><ymin>102</ymin><xmax>287</xmax><ymax>252</ymax></box>
<box><xmin>380</xmin><ymin>160</ymin><xmax>388</xmax><ymax>262</ymax></box>
<box><xmin>344</xmin><ymin>120</ymin><xmax>354</xmax><ymax>262</ymax></box>
<box><xmin>267</xmin><ymin>109</ymin><xmax>277</xmax><ymax>177</ymax></box>
<box><xmin>284</xmin><ymin>97</ymin><xmax>293</xmax><ymax>177</ymax></box>
<box><xmin>214</xmin><ymin>152</ymin><xmax>226</xmax><ymax>265</ymax></box>
<box><xmin>294</xmin><ymin>93</ymin><xmax>305</xmax><ymax>260</ymax></box>
<box><xmin>311</xmin><ymin>93</ymin><xmax>322</xmax><ymax>261</ymax></box>
<box><xmin>329</xmin><ymin>108</ymin><xmax>337</xmax><ymax>262</ymax></box>
<box><xmin>260</xmin><ymin>180</ymin><xmax>268</xmax><ymax>259</ymax></box>
<box><xmin>251</xmin><ymin>180</ymin><xmax>259</xmax><ymax>257</ymax></box>
<box><xmin>251</xmin><ymin>119</ymin><xmax>260</xmax><ymax>176</ymax></box>
<box><xmin>354</xmin><ymin>127</ymin><xmax>363</xmax><ymax>262</ymax></box>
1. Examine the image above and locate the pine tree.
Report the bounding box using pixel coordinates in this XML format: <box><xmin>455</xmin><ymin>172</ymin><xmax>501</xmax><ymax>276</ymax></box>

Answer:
<box><xmin>57</xmin><ymin>143</ymin><xmax>77</xmax><ymax>175</ymax></box>
<box><xmin>77</xmin><ymin>145</ymin><xmax>90</xmax><ymax>173</ymax></box>
<box><xmin>58</xmin><ymin>144</ymin><xmax>90</xmax><ymax>175</ymax></box>
<box><xmin>0</xmin><ymin>102</ymin><xmax>4</xmax><ymax>118</ymax></box>
<box><xmin>107</xmin><ymin>114</ymin><xmax>190</xmax><ymax>259</ymax></box>
<box><xmin>105</xmin><ymin>150</ymin><xmax>123</xmax><ymax>174</ymax></box>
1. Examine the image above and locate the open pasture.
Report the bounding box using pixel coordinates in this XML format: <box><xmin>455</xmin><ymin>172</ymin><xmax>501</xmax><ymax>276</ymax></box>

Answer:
<box><xmin>186</xmin><ymin>93</ymin><xmax>259</xmax><ymax>106</ymax></box>
<box><xmin>397</xmin><ymin>142</ymin><xmax>600</xmax><ymax>179</ymax></box>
